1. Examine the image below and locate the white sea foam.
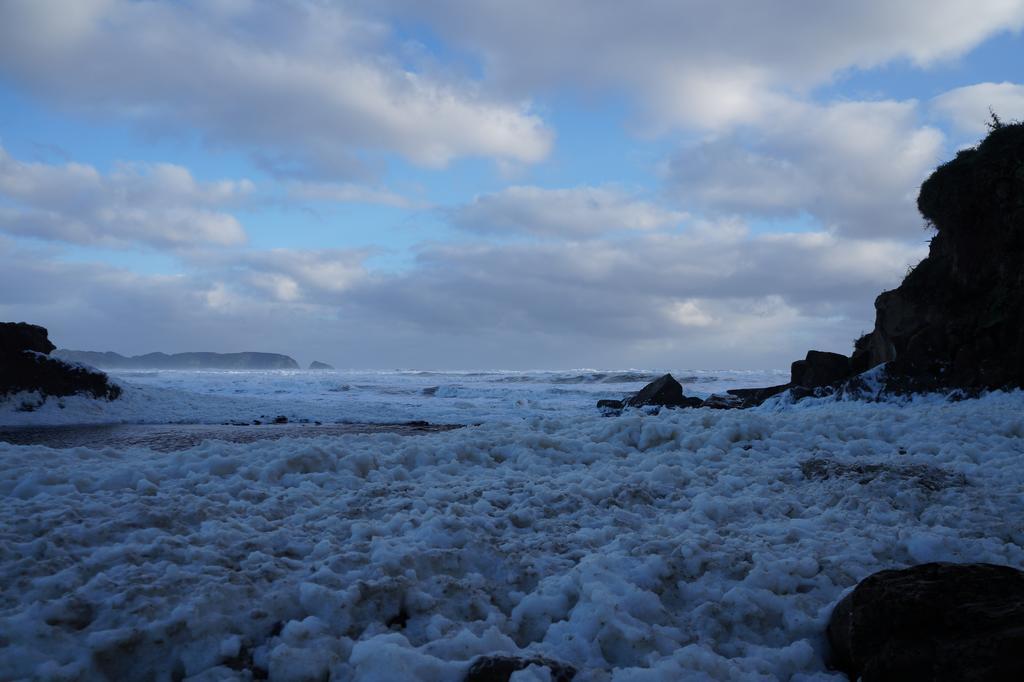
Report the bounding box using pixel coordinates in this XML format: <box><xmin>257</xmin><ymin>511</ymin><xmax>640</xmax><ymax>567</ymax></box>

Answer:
<box><xmin>2</xmin><ymin>376</ymin><xmax>1022</xmax><ymax>680</ymax></box>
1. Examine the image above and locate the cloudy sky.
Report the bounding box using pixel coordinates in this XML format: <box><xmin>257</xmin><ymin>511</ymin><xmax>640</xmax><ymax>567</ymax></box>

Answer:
<box><xmin>1</xmin><ymin>0</ymin><xmax>1023</xmax><ymax>369</ymax></box>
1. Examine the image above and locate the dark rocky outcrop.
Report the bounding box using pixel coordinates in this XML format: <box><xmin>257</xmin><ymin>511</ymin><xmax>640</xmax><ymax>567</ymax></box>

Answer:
<box><xmin>0</xmin><ymin>322</ymin><xmax>55</xmax><ymax>356</ymax></box>
<box><xmin>1</xmin><ymin>322</ymin><xmax>120</xmax><ymax>401</ymax></box>
<box><xmin>791</xmin><ymin>350</ymin><xmax>852</xmax><ymax>389</ymax></box>
<box><xmin>719</xmin><ymin>350</ymin><xmax>853</xmax><ymax>409</ymax></box>
<box><xmin>625</xmin><ymin>373</ymin><xmax>687</xmax><ymax>407</ymax></box>
<box><xmin>827</xmin><ymin>562</ymin><xmax>1024</xmax><ymax>681</ymax></box>
<box><xmin>594</xmin><ymin>357</ymin><xmax>868</xmax><ymax>412</ymax></box>
<box><xmin>464</xmin><ymin>655</ymin><xmax>575</xmax><ymax>682</ymax></box>
<box><xmin>597</xmin><ymin>373</ymin><xmax>704</xmax><ymax>410</ymax></box>
<box><xmin>725</xmin><ymin>383</ymin><xmax>792</xmax><ymax>407</ymax></box>
<box><xmin>701</xmin><ymin>393</ymin><xmax>744</xmax><ymax>409</ymax></box>
<box><xmin>850</xmin><ymin>122</ymin><xmax>1024</xmax><ymax>392</ymax></box>
<box><xmin>308</xmin><ymin>361</ymin><xmax>334</xmax><ymax>370</ymax></box>
<box><xmin>598</xmin><ymin>373</ymin><xmax>798</xmax><ymax>412</ymax></box>
<box><xmin>55</xmin><ymin>349</ymin><xmax>300</xmax><ymax>370</ymax></box>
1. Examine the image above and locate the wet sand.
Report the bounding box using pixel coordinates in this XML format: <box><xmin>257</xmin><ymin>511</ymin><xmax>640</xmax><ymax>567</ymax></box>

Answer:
<box><xmin>0</xmin><ymin>421</ymin><xmax>462</xmax><ymax>453</ymax></box>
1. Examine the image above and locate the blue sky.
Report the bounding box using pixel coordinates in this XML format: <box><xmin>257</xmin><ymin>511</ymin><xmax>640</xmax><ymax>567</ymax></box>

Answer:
<box><xmin>1</xmin><ymin>0</ymin><xmax>1023</xmax><ymax>369</ymax></box>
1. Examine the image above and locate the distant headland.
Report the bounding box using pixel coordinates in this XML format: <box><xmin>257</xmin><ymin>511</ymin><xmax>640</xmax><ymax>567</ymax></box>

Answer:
<box><xmin>54</xmin><ymin>349</ymin><xmax>300</xmax><ymax>370</ymax></box>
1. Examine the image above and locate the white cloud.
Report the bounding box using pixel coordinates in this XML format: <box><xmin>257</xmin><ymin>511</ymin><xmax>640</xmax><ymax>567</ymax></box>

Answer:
<box><xmin>0</xmin><ymin>0</ymin><xmax>553</xmax><ymax>178</ymax></box>
<box><xmin>0</xmin><ymin>221</ymin><xmax>924</xmax><ymax>368</ymax></box>
<box><xmin>667</xmin><ymin>100</ymin><xmax>945</xmax><ymax>238</ymax></box>
<box><xmin>369</xmin><ymin>0</ymin><xmax>1024</xmax><ymax>130</ymax></box>
<box><xmin>234</xmin><ymin>249</ymin><xmax>369</xmax><ymax>302</ymax></box>
<box><xmin>932</xmin><ymin>82</ymin><xmax>1024</xmax><ymax>133</ymax></box>
<box><xmin>449</xmin><ymin>186</ymin><xmax>686</xmax><ymax>237</ymax></box>
<box><xmin>666</xmin><ymin>299</ymin><xmax>714</xmax><ymax>328</ymax></box>
<box><xmin>321</xmin><ymin>222</ymin><xmax>922</xmax><ymax>366</ymax></box>
<box><xmin>0</xmin><ymin>145</ymin><xmax>250</xmax><ymax>248</ymax></box>
<box><xmin>0</xmin><ymin>1</ymin><xmax>1001</xmax><ymax>368</ymax></box>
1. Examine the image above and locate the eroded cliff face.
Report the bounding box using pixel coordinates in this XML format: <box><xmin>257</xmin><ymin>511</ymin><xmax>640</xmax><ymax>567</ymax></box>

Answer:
<box><xmin>852</xmin><ymin>122</ymin><xmax>1024</xmax><ymax>391</ymax></box>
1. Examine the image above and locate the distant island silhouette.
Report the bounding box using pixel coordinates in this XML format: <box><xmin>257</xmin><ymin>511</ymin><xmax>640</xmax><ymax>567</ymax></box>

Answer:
<box><xmin>55</xmin><ymin>349</ymin><xmax>300</xmax><ymax>370</ymax></box>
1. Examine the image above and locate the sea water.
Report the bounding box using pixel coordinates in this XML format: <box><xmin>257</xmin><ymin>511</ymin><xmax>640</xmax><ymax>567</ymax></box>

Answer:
<box><xmin>0</xmin><ymin>367</ymin><xmax>791</xmax><ymax>427</ymax></box>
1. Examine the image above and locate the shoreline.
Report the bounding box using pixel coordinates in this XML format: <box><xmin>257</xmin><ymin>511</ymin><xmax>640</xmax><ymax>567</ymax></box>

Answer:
<box><xmin>0</xmin><ymin>420</ymin><xmax>463</xmax><ymax>453</ymax></box>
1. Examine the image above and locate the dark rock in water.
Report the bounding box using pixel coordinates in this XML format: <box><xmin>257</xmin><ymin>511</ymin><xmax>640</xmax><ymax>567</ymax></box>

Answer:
<box><xmin>597</xmin><ymin>374</ymin><xmax>703</xmax><ymax>410</ymax></box>
<box><xmin>849</xmin><ymin>122</ymin><xmax>1024</xmax><ymax>391</ymax></box>
<box><xmin>827</xmin><ymin>562</ymin><xmax>1024</xmax><ymax>681</ymax></box>
<box><xmin>625</xmin><ymin>373</ymin><xmax>691</xmax><ymax>408</ymax></box>
<box><xmin>701</xmin><ymin>393</ymin><xmax>744</xmax><ymax>409</ymax></box>
<box><xmin>791</xmin><ymin>350</ymin><xmax>851</xmax><ymax>389</ymax></box>
<box><xmin>0</xmin><ymin>322</ymin><xmax>55</xmax><ymax>356</ymax></box>
<box><xmin>464</xmin><ymin>655</ymin><xmax>576</xmax><ymax>682</ymax></box>
<box><xmin>54</xmin><ymin>349</ymin><xmax>300</xmax><ymax>370</ymax></box>
<box><xmin>1</xmin><ymin>322</ymin><xmax>120</xmax><ymax>401</ymax></box>
<box><xmin>272</xmin><ymin>415</ymin><xmax>288</xmax><ymax>424</ymax></box>
<box><xmin>726</xmin><ymin>383</ymin><xmax>791</xmax><ymax>407</ymax></box>
<box><xmin>308</xmin><ymin>360</ymin><xmax>334</xmax><ymax>370</ymax></box>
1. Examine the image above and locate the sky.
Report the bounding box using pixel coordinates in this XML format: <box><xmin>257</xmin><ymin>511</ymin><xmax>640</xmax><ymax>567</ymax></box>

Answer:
<box><xmin>1</xmin><ymin>1</ymin><xmax>1024</xmax><ymax>370</ymax></box>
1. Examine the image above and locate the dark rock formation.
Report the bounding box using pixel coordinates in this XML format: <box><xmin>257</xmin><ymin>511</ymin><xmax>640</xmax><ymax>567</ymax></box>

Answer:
<box><xmin>308</xmin><ymin>361</ymin><xmax>334</xmax><ymax>370</ymax></box>
<box><xmin>464</xmin><ymin>655</ymin><xmax>576</xmax><ymax>682</ymax></box>
<box><xmin>827</xmin><ymin>562</ymin><xmax>1024</xmax><ymax>681</ymax></box>
<box><xmin>625</xmin><ymin>373</ymin><xmax>696</xmax><ymax>408</ymax></box>
<box><xmin>55</xmin><ymin>349</ymin><xmax>300</xmax><ymax>370</ymax></box>
<box><xmin>1</xmin><ymin>322</ymin><xmax>120</xmax><ymax>401</ymax></box>
<box><xmin>712</xmin><ymin>350</ymin><xmax>852</xmax><ymax>410</ymax></box>
<box><xmin>596</xmin><ymin>374</ymin><xmax>703</xmax><ymax>410</ymax></box>
<box><xmin>850</xmin><ymin>122</ymin><xmax>1024</xmax><ymax>391</ymax></box>
<box><xmin>725</xmin><ymin>383</ymin><xmax>792</xmax><ymax>407</ymax></box>
<box><xmin>791</xmin><ymin>350</ymin><xmax>852</xmax><ymax>389</ymax></box>
<box><xmin>0</xmin><ymin>322</ymin><xmax>55</xmax><ymax>356</ymax></box>
<box><xmin>701</xmin><ymin>393</ymin><xmax>744</xmax><ymax>409</ymax></box>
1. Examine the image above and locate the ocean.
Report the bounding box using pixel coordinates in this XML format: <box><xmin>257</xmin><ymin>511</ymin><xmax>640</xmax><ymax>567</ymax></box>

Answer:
<box><xmin>0</xmin><ymin>367</ymin><xmax>791</xmax><ymax>428</ymax></box>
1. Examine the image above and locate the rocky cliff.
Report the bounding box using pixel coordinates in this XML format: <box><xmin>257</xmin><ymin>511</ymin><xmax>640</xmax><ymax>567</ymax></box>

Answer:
<box><xmin>850</xmin><ymin>120</ymin><xmax>1024</xmax><ymax>391</ymax></box>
